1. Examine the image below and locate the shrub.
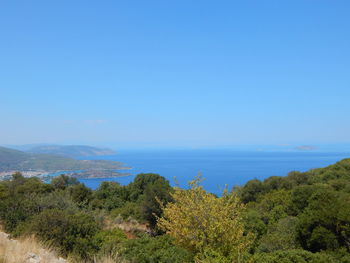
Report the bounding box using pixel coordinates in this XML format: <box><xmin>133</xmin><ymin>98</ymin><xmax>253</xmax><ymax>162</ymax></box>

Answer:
<box><xmin>158</xmin><ymin>177</ymin><xmax>254</xmax><ymax>262</ymax></box>
<box><xmin>252</xmin><ymin>249</ymin><xmax>338</xmax><ymax>263</ymax></box>
<box><xmin>93</xmin><ymin>228</ymin><xmax>127</xmax><ymax>255</ymax></box>
<box><xmin>121</xmin><ymin>235</ymin><xmax>193</xmax><ymax>263</ymax></box>
<box><xmin>27</xmin><ymin>209</ymin><xmax>100</xmax><ymax>259</ymax></box>
<box><xmin>51</xmin><ymin>175</ymin><xmax>79</xmax><ymax>190</ymax></box>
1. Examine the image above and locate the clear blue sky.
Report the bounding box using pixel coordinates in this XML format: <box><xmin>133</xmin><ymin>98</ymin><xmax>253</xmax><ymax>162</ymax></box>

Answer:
<box><xmin>1</xmin><ymin>1</ymin><xmax>349</xmax><ymax>148</ymax></box>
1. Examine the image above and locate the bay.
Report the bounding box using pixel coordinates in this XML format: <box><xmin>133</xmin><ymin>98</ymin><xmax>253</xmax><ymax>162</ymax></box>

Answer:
<box><xmin>78</xmin><ymin>150</ymin><xmax>350</xmax><ymax>195</ymax></box>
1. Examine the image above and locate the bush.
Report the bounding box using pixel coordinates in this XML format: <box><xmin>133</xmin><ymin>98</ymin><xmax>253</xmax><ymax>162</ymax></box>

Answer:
<box><xmin>252</xmin><ymin>249</ymin><xmax>337</xmax><ymax>263</ymax></box>
<box><xmin>158</xmin><ymin>177</ymin><xmax>254</xmax><ymax>262</ymax></box>
<box><xmin>0</xmin><ymin>195</ymin><xmax>39</xmax><ymax>233</ymax></box>
<box><xmin>257</xmin><ymin>217</ymin><xmax>299</xmax><ymax>252</ymax></box>
<box><xmin>51</xmin><ymin>174</ymin><xmax>79</xmax><ymax>190</ymax></box>
<box><xmin>93</xmin><ymin>228</ymin><xmax>127</xmax><ymax>255</ymax></box>
<box><xmin>121</xmin><ymin>235</ymin><xmax>193</xmax><ymax>263</ymax></box>
<box><xmin>69</xmin><ymin>183</ymin><xmax>93</xmax><ymax>207</ymax></box>
<box><xmin>93</xmin><ymin>182</ymin><xmax>126</xmax><ymax>210</ymax></box>
<box><xmin>297</xmin><ymin>189</ymin><xmax>350</xmax><ymax>252</ymax></box>
<box><xmin>26</xmin><ymin>209</ymin><xmax>100</xmax><ymax>259</ymax></box>
<box><xmin>111</xmin><ymin>201</ymin><xmax>143</xmax><ymax>221</ymax></box>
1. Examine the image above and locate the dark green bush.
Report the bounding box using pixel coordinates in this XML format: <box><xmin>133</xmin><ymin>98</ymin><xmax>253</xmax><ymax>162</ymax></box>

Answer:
<box><xmin>121</xmin><ymin>234</ymin><xmax>193</xmax><ymax>263</ymax></box>
<box><xmin>51</xmin><ymin>174</ymin><xmax>79</xmax><ymax>190</ymax></box>
<box><xmin>111</xmin><ymin>201</ymin><xmax>143</xmax><ymax>221</ymax></box>
<box><xmin>93</xmin><ymin>228</ymin><xmax>127</xmax><ymax>255</ymax></box>
<box><xmin>0</xmin><ymin>195</ymin><xmax>39</xmax><ymax>233</ymax></box>
<box><xmin>69</xmin><ymin>183</ymin><xmax>93</xmax><ymax>207</ymax></box>
<box><xmin>252</xmin><ymin>249</ymin><xmax>337</xmax><ymax>263</ymax></box>
<box><xmin>27</xmin><ymin>209</ymin><xmax>100</xmax><ymax>259</ymax></box>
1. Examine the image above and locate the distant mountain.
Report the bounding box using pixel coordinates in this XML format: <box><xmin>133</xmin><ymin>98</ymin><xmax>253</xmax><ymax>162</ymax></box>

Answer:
<box><xmin>0</xmin><ymin>146</ymin><xmax>122</xmax><ymax>172</ymax></box>
<box><xmin>0</xmin><ymin>146</ymin><xmax>29</xmax><ymax>171</ymax></box>
<box><xmin>26</xmin><ymin>145</ymin><xmax>116</xmax><ymax>158</ymax></box>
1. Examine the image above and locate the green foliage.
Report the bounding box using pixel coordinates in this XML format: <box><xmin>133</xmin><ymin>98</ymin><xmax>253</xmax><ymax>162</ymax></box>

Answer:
<box><xmin>308</xmin><ymin>159</ymin><xmax>350</xmax><ymax>183</ymax></box>
<box><xmin>240</xmin><ymin>179</ymin><xmax>264</xmax><ymax>203</ymax></box>
<box><xmin>283</xmin><ymin>171</ymin><xmax>309</xmax><ymax>188</ymax></box>
<box><xmin>127</xmin><ymin>173</ymin><xmax>168</xmax><ymax>201</ymax></box>
<box><xmin>290</xmin><ymin>185</ymin><xmax>318</xmax><ymax>214</ymax></box>
<box><xmin>51</xmin><ymin>174</ymin><xmax>79</xmax><ymax>190</ymax></box>
<box><xmin>252</xmin><ymin>249</ymin><xmax>339</xmax><ymax>263</ymax></box>
<box><xmin>0</xmin><ymin>195</ymin><xmax>39</xmax><ymax>233</ymax></box>
<box><xmin>243</xmin><ymin>209</ymin><xmax>267</xmax><ymax>251</ymax></box>
<box><xmin>96</xmin><ymin>173</ymin><xmax>173</xmax><ymax>228</ymax></box>
<box><xmin>69</xmin><ymin>183</ymin><xmax>93</xmax><ymax>207</ymax></box>
<box><xmin>93</xmin><ymin>228</ymin><xmax>127</xmax><ymax>255</ymax></box>
<box><xmin>257</xmin><ymin>217</ymin><xmax>300</xmax><ymax>252</ymax></box>
<box><xmin>37</xmin><ymin>189</ymin><xmax>79</xmax><ymax>211</ymax></box>
<box><xmin>0</xmin><ymin>174</ymin><xmax>51</xmax><ymax>233</ymax></box>
<box><xmin>2</xmin><ymin>159</ymin><xmax>350</xmax><ymax>262</ymax></box>
<box><xmin>328</xmin><ymin>178</ymin><xmax>350</xmax><ymax>193</ymax></box>
<box><xmin>236</xmin><ymin>158</ymin><xmax>350</xmax><ymax>258</ymax></box>
<box><xmin>27</xmin><ymin>209</ymin><xmax>100</xmax><ymax>259</ymax></box>
<box><xmin>255</xmin><ymin>189</ymin><xmax>293</xmax><ymax>224</ymax></box>
<box><xmin>16</xmin><ymin>177</ymin><xmax>54</xmax><ymax>194</ymax></box>
<box><xmin>158</xmin><ymin>177</ymin><xmax>254</xmax><ymax>262</ymax></box>
<box><xmin>296</xmin><ymin>188</ymin><xmax>350</xmax><ymax>252</ymax></box>
<box><xmin>121</xmin><ymin>234</ymin><xmax>193</xmax><ymax>263</ymax></box>
<box><xmin>93</xmin><ymin>181</ymin><xmax>126</xmax><ymax>210</ymax></box>
<box><xmin>0</xmin><ymin>182</ymin><xmax>9</xmax><ymax>199</ymax></box>
<box><xmin>140</xmin><ymin>176</ymin><xmax>173</xmax><ymax>229</ymax></box>
<box><xmin>111</xmin><ymin>201</ymin><xmax>143</xmax><ymax>221</ymax></box>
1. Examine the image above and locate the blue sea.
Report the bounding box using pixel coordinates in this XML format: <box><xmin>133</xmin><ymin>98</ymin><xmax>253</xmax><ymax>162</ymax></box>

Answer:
<box><xmin>77</xmin><ymin>150</ymin><xmax>350</xmax><ymax>195</ymax></box>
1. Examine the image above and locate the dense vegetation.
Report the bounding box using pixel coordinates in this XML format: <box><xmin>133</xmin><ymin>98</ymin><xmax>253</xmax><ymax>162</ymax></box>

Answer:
<box><xmin>0</xmin><ymin>158</ymin><xmax>350</xmax><ymax>262</ymax></box>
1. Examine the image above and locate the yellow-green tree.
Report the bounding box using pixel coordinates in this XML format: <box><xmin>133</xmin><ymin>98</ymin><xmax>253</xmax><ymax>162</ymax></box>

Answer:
<box><xmin>157</xmin><ymin>177</ymin><xmax>254</xmax><ymax>263</ymax></box>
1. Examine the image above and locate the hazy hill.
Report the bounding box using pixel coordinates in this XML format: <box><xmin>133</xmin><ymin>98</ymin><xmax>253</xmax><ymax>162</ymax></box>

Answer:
<box><xmin>0</xmin><ymin>146</ymin><xmax>29</xmax><ymax>171</ymax></box>
<box><xmin>0</xmin><ymin>146</ymin><xmax>122</xmax><ymax>172</ymax></box>
<box><xmin>26</xmin><ymin>145</ymin><xmax>116</xmax><ymax>158</ymax></box>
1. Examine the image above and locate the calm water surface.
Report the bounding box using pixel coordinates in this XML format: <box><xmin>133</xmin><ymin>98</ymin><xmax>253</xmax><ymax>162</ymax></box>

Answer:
<box><xmin>78</xmin><ymin>150</ymin><xmax>350</xmax><ymax>195</ymax></box>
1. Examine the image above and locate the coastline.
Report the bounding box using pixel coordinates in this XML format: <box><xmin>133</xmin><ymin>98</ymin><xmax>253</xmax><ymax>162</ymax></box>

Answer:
<box><xmin>0</xmin><ymin>167</ymin><xmax>132</xmax><ymax>181</ymax></box>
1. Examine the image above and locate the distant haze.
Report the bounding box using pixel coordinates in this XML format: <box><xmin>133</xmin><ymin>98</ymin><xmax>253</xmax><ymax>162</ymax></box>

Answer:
<box><xmin>1</xmin><ymin>1</ymin><xmax>350</xmax><ymax>148</ymax></box>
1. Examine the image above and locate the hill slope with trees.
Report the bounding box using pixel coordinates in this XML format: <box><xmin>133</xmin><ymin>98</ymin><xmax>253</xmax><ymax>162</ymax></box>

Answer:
<box><xmin>0</xmin><ymin>158</ymin><xmax>349</xmax><ymax>262</ymax></box>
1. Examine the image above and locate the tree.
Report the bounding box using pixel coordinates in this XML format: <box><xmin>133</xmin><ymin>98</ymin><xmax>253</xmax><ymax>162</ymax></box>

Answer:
<box><xmin>257</xmin><ymin>217</ymin><xmax>300</xmax><ymax>252</ymax></box>
<box><xmin>92</xmin><ymin>181</ymin><xmax>126</xmax><ymax>210</ymax></box>
<box><xmin>128</xmin><ymin>173</ymin><xmax>168</xmax><ymax>202</ymax></box>
<box><xmin>69</xmin><ymin>183</ymin><xmax>93</xmax><ymax>207</ymax></box>
<box><xmin>240</xmin><ymin>179</ymin><xmax>264</xmax><ymax>203</ymax></box>
<box><xmin>51</xmin><ymin>174</ymin><xmax>79</xmax><ymax>190</ymax></box>
<box><xmin>255</xmin><ymin>189</ymin><xmax>293</xmax><ymax>225</ymax></box>
<box><xmin>296</xmin><ymin>189</ymin><xmax>350</xmax><ymax>252</ymax></box>
<box><xmin>252</xmin><ymin>249</ymin><xmax>338</xmax><ymax>263</ymax></box>
<box><xmin>141</xmin><ymin>177</ymin><xmax>173</xmax><ymax>229</ymax></box>
<box><xmin>157</xmin><ymin>177</ymin><xmax>254</xmax><ymax>262</ymax></box>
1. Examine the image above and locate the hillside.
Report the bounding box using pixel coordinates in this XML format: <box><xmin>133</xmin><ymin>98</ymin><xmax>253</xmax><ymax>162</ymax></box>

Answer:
<box><xmin>0</xmin><ymin>146</ymin><xmax>123</xmax><ymax>173</ymax></box>
<box><xmin>0</xmin><ymin>159</ymin><xmax>350</xmax><ymax>263</ymax></box>
<box><xmin>0</xmin><ymin>146</ymin><xmax>29</xmax><ymax>171</ymax></box>
<box><xmin>27</xmin><ymin>145</ymin><xmax>116</xmax><ymax>158</ymax></box>
<box><xmin>0</xmin><ymin>160</ymin><xmax>349</xmax><ymax>262</ymax></box>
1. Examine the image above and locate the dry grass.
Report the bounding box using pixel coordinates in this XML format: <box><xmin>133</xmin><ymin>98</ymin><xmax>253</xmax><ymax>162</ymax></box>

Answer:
<box><xmin>0</xmin><ymin>231</ymin><xmax>129</xmax><ymax>263</ymax></box>
<box><xmin>92</xmin><ymin>255</ymin><xmax>129</xmax><ymax>263</ymax></box>
<box><xmin>102</xmin><ymin>215</ymin><xmax>150</xmax><ymax>239</ymax></box>
<box><xmin>0</xmin><ymin>232</ymin><xmax>65</xmax><ymax>263</ymax></box>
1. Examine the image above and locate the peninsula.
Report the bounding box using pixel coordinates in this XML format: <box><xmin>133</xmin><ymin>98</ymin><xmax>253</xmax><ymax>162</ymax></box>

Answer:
<box><xmin>0</xmin><ymin>146</ymin><xmax>129</xmax><ymax>180</ymax></box>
